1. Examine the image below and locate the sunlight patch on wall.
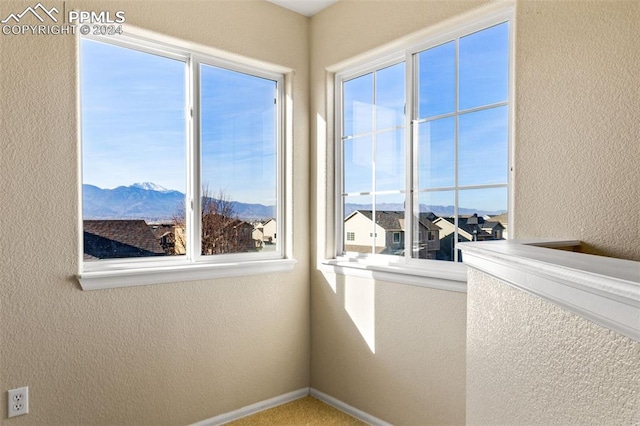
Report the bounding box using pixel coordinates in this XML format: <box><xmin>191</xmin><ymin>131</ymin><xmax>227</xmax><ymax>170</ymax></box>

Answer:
<box><xmin>326</xmin><ymin>274</ymin><xmax>337</xmax><ymax>293</ymax></box>
<box><xmin>344</xmin><ymin>276</ymin><xmax>376</xmax><ymax>353</ymax></box>
<box><xmin>315</xmin><ymin>112</ymin><xmax>331</xmax><ymax>261</ymax></box>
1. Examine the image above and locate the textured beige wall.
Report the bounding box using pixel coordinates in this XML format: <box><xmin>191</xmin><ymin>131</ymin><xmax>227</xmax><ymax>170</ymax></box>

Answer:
<box><xmin>467</xmin><ymin>3</ymin><xmax>640</xmax><ymax>422</ymax></box>
<box><xmin>312</xmin><ymin>273</ymin><xmax>467</xmax><ymax>425</ymax></box>
<box><xmin>514</xmin><ymin>1</ymin><xmax>640</xmax><ymax>261</ymax></box>
<box><xmin>467</xmin><ymin>269</ymin><xmax>640</xmax><ymax>425</ymax></box>
<box><xmin>0</xmin><ymin>1</ymin><xmax>309</xmax><ymax>424</ymax></box>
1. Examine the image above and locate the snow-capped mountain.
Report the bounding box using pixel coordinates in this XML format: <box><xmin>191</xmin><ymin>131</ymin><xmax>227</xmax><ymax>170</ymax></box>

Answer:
<box><xmin>131</xmin><ymin>182</ymin><xmax>172</xmax><ymax>192</ymax></box>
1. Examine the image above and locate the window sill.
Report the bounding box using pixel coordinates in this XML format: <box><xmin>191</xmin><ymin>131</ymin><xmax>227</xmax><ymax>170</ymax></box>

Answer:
<box><xmin>320</xmin><ymin>257</ymin><xmax>467</xmax><ymax>293</ymax></box>
<box><xmin>78</xmin><ymin>258</ymin><xmax>297</xmax><ymax>290</ymax></box>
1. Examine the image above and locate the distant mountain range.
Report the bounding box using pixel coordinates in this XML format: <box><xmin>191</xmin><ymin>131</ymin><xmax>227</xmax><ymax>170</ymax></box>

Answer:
<box><xmin>83</xmin><ymin>183</ymin><xmax>504</xmax><ymax>223</ymax></box>
<box><xmin>344</xmin><ymin>203</ymin><xmax>505</xmax><ymax>218</ymax></box>
<box><xmin>83</xmin><ymin>183</ymin><xmax>275</xmax><ymax>222</ymax></box>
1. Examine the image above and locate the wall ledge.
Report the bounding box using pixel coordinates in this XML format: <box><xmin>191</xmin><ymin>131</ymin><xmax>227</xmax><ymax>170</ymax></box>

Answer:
<box><xmin>78</xmin><ymin>258</ymin><xmax>297</xmax><ymax>290</ymax></box>
<box><xmin>459</xmin><ymin>239</ymin><xmax>640</xmax><ymax>342</ymax></box>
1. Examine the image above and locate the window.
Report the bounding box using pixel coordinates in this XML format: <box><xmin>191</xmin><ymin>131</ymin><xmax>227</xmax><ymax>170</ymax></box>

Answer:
<box><xmin>79</xmin><ymin>31</ymin><xmax>291</xmax><ymax>288</ymax></box>
<box><xmin>81</xmin><ymin>37</ymin><xmax>187</xmax><ymax>262</ymax></box>
<box><xmin>336</xmin><ymin>10</ymin><xmax>512</xmax><ymax>266</ymax></box>
<box><xmin>346</xmin><ymin>232</ymin><xmax>355</xmax><ymax>241</ymax></box>
<box><xmin>341</xmin><ymin>62</ymin><xmax>406</xmax><ymax>257</ymax></box>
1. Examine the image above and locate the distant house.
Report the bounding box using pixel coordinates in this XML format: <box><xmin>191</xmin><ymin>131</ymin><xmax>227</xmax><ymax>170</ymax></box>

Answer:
<box><xmin>415</xmin><ymin>213</ymin><xmax>441</xmax><ymax>259</ymax></box>
<box><xmin>343</xmin><ymin>210</ymin><xmax>440</xmax><ymax>258</ymax></box>
<box><xmin>252</xmin><ymin>218</ymin><xmax>277</xmax><ymax>246</ymax></box>
<box><xmin>84</xmin><ymin>220</ymin><xmax>166</xmax><ymax>260</ymax></box>
<box><xmin>480</xmin><ymin>221</ymin><xmax>505</xmax><ymax>240</ymax></box>
<box><xmin>488</xmin><ymin>212</ymin><xmax>508</xmax><ymax>239</ymax></box>
<box><xmin>201</xmin><ymin>214</ymin><xmax>257</xmax><ymax>255</ymax></box>
<box><xmin>149</xmin><ymin>223</ymin><xmax>179</xmax><ymax>255</ymax></box>
<box><xmin>262</xmin><ymin>218</ymin><xmax>277</xmax><ymax>244</ymax></box>
<box><xmin>252</xmin><ymin>221</ymin><xmax>264</xmax><ymax>245</ymax></box>
<box><xmin>433</xmin><ymin>214</ymin><xmax>506</xmax><ymax>261</ymax></box>
<box><xmin>343</xmin><ymin>210</ymin><xmax>388</xmax><ymax>253</ymax></box>
<box><xmin>434</xmin><ymin>214</ymin><xmax>504</xmax><ymax>242</ymax></box>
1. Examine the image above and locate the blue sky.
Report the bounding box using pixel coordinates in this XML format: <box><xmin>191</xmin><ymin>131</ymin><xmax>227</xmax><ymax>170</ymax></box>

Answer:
<box><xmin>200</xmin><ymin>64</ymin><xmax>277</xmax><ymax>206</ymax></box>
<box><xmin>81</xmin><ymin>39</ymin><xmax>277</xmax><ymax>206</ymax></box>
<box><xmin>81</xmin><ymin>39</ymin><xmax>187</xmax><ymax>193</ymax></box>
<box><xmin>342</xmin><ymin>22</ymin><xmax>509</xmax><ymax>213</ymax></box>
<box><xmin>82</xmin><ymin>21</ymin><xmax>508</xmax><ymax>213</ymax></box>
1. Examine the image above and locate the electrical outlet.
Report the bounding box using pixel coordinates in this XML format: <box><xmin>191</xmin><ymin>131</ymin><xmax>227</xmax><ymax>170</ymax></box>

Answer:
<box><xmin>7</xmin><ymin>387</ymin><xmax>29</xmax><ymax>418</ymax></box>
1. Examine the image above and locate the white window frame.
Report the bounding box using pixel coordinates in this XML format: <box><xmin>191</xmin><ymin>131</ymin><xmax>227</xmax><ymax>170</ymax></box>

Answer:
<box><xmin>77</xmin><ymin>28</ymin><xmax>295</xmax><ymax>290</ymax></box>
<box><xmin>326</xmin><ymin>5</ymin><xmax>514</xmax><ymax>289</ymax></box>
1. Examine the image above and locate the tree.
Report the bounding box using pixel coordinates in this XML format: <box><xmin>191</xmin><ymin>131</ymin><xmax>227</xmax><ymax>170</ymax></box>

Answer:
<box><xmin>173</xmin><ymin>185</ymin><xmax>256</xmax><ymax>255</ymax></box>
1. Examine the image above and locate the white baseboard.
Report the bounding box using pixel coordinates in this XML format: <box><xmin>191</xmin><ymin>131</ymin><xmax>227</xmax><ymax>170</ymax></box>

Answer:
<box><xmin>310</xmin><ymin>388</ymin><xmax>393</xmax><ymax>426</ymax></box>
<box><xmin>191</xmin><ymin>387</ymin><xmax>389</xmax><ymax>426</ymax></box>
<box><xmin>191</xmin><ymin>388</ymin><xmax>309</xmax><ymax>426</ymax></box>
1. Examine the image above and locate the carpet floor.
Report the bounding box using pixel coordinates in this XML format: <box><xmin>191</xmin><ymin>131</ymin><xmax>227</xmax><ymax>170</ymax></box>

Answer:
<box><xmin>225</xmin><ymin>396</ymin><xmax>367</xmax><ymax>425</ymax></box>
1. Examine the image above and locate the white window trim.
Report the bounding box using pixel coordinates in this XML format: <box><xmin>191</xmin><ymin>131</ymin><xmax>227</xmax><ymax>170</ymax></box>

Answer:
<box><xmin>77</xmin><ymin>26</ymin><xmax>295</xmax><ymax>290</ymax></box>
<box><xmin>325</xmin><ymin>3</ymin><xmax>515</xmax><ymax>290</ymax></box>
<box><xmin>321</xmin><ymin>256</ymin><xmax>467</xmax><ymax>290</ymax></box>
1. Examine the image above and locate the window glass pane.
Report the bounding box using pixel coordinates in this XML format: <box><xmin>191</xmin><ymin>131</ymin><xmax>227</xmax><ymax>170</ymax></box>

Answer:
<box><xmin>343</xmin><ymin>195</ymin><xmax>374</xmax><ymax>255</ymax></box>
<box><xmin>417</xmin><ymin>117</ymin><xmax>455</xmax><ymax>189</ymax></box>
<box><xmin>413</xmin><ymin>191</ymin><xmax>454</xmax><ymax>261</ymax></box>
<box><xmin>375</xmin><ymin>129</ymin><xmax>404</xmax><ymax>192</ymax></box>
<box><xmin>375</xmin><ymin>63</ymin><xmax>405</xmax><ymax>130</ymax></box>
<box><xmin>200</xmin><ymin>64</ymin><xmax>277</xmax><ymax>255</ymax></box>
<box><xmin>375</xmin><ymin>193</ymin><xmax>406</xmax><ymax>256</ymax></box>
<box><xmin>340</xmin><ymin>17</ymin><xmax>511</xmax><ymax>265</ymax></box>
<box><xmin>417</xmin><ymin>41</ymin><xmax>455</xmax><ymax>119</ymax></box>
<box><xmin>344</xmin><ymin>73</ymin><xmax>373</xmax><ymax>136</ymax></box>
<box><xmin>81</xmin><ymin>39</ymin><xmax>186</xmax><ymax>260</ymax></box>
<box><xmin>343</xmin><ymin>135</ymin><xmax>373</xmax><ymax>194</ymax></box>
<box><xmin>458</xmin><ymin>106</ymin><xmax>508</xmax><ymax>186</ymax></box>
<box><xmin>459</xmin><ymin>22</ymin><xmax>509</xmax><ymax>110</ymax></box>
